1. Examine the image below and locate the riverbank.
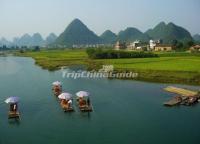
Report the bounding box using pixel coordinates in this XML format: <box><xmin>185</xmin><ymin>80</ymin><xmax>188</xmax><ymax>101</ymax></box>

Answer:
<box><xmin>15</xmin><ymin>50</ymin><xmax>200</xmax><ymax>85</ymax></box>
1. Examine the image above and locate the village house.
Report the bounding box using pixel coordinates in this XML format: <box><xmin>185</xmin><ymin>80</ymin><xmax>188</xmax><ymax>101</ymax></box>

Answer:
<box><xmin>149</xmin><ymin>39</ymin><xmax>161</xmax><ymax>50</ymax></box>
<box><xmin>127</xmin><ymin>40</ymin><xmax>140</xmax><ymax>50</ymax></box>
<box><xmin>149</xmin><ymin>40</ymin><xmax>157</xmax><ymax>49</ymax></box>
<box><xmin>114</xmin><ymin>39</ymin><xmax>172</xmax><ymax>51</ymax></box>
<box><xmin>114</xmin><ymin>41</ymin><xmax>126</xmax><ymax>50</ymax></box>
<box><xmin>149</xmin><ymin>39</ymin><xmax>172</xmax><ymax>51</ymax></box>
<box><xmin>190</xmin><ymin>45</ymin><xmax>200</xmax><ymax>52</ymax></box>
<box><xmin>154</xmin><ymin>44</ymin><xmax>173</xmax><ymax>51</ymax></box>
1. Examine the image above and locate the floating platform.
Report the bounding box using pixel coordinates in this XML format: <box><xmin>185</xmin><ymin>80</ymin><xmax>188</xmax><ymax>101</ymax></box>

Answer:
<box><xmin>182</xmin><ymin>97</ymin><xmax>198</xmax><ymax>106</ymax></box>
<box><xmin>63</xmin><ymin>107</ymin><xmax>74</xmax><ymax>112</ymax></box>
<box><xmin>60</xmin><ymin>103</ymin><xmax>74</xmax><ymax>112</ymax></box>
<box><xmin>163</xmin><ymin>96</ymin><xmax>182</xmax><ymax>106</ymax></box>
<box><xmin>52</xmin><ymin>86</ymin><xmax>62</xmax><ymax>97</ymax></box>
<box><xmin>77</xmin><ymin>98</ymin><xmax>93</xmax><ymax>112</ymax></box>
<box><xmin>164</xmin><ymin>86</ymin><xmax>200</xmax><ymax>107</ymax></box>
<box><xmin>8</xmin><ymin>111</ymin><xmax>20</xmax><ymax>119</ymax></box>
<box><xmin>52</xmin><ymin>90</ymin><xmax>62</xmax><ymax>97</ymax></box>
<box><xmin>79</xmin><ymin>105</ymin><xmax>93</xmax><ymax>112</ymax></box>
<box><xmin>164</xmin><ymin>86</ymin><xmax>198</xmax><ymax>97</ymax></box>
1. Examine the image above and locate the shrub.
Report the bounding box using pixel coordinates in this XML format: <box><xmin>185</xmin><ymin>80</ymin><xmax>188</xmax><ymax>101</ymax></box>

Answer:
<box><xmin>86</xmin><ymin>48</ymin><xmax>158</xmax><ymax>59</ymax></box>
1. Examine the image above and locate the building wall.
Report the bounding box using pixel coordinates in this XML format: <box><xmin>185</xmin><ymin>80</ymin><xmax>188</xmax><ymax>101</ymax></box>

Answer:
<box><xmin>114</xmin><ymin>41</ymin><xmax>126</xmax><ymax>50</ymax></box>
<box><xmin>190</xmin><ymin>46</ymin><xmax>200</xmax><ymax>52</ymax></box>
<box><xmin>154</xmin><ymin>46</ymin><xmax>172</xmax><ymax>51</ymax></box>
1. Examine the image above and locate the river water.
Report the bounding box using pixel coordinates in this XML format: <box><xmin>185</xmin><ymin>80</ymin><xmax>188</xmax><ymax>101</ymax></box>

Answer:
<box><xmin>0</xmin><ymin>56</ymin><xmax>200</xmax><ymax>144</ymax></box>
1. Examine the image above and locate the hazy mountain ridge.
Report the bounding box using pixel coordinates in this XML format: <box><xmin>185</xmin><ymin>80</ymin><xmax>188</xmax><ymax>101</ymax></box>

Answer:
<box><xmin>145</xmin><ymin>22</ymin><xmax>193</xmax><ymax>43</ymax></box>
<box><xmin>46</xmin><ymin>33</ymin><xmax>57</xmax><ymax>45</ymax></box>
<box><xmin>0</xmin><ymin>37</ymin><xmax>11</xmax><ymax>46</ymax></box>
<box><xmin>118</xmin><ymin>27</ymin><xmax>150</xmax><ymax>42</ymax></box>
<box><xmin>0</xmin><ymin>33</ymin><xmax>57</xmax><ymax>47</ymax></box>
<box><xmin>0</xmin><ymin>19</ymin><xmax>196</xmax><ymax>47</ymax></box>
<box><xmin>193</xmin><ymin>34</ymin><xmax>200</xmax><ymax>42</ymax></box>
<box><xmin>55</xmin><ymin>19</ymin><xmax>193</xmax><ymax>46</ymax></box>
<box><xmin>100</xmin><ymin>30</ymin><xmax>117</xmax><ymax>44</ymax></box>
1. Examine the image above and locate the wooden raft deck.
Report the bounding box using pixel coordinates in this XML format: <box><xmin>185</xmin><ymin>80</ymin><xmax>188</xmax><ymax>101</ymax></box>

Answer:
<box><xmin>8</xmin><ymin>111</ymin><xmax>20</xmax><ymax>119</ymax></box>
<box><xmin>164</xmin><ymin>86</ymin><xmax>198</xmax><ymax>97</ymax></box>
<box><xmin>163</xmin><ymin>96</ymin><xmax>182</xmax><ymax>106</ymax></box>
<box><xmin>79</xmin><ymin>105</ymin><xmax>93</xmax><ymax>112</ymax></box>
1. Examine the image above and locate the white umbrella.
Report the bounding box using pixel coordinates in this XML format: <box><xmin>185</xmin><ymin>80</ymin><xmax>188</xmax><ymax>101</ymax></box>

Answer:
<box><xmin>52</xmin><ymin>81</ymin><xmax>61</xmax><ymax>86</ymax></box>
<box><xmin>76</xmin><ymin>91</ymin><xmax>90</xmax><ymax>98</ymax></box>
<box><xmin>58</xmin><ymin>92</ymin><xmax>72</xmax><ymax>100</ymax></box>
<box><xmin>5</xmin><ymin>96</ymin><xmax>19</xmax><ymax>104</ymax></box>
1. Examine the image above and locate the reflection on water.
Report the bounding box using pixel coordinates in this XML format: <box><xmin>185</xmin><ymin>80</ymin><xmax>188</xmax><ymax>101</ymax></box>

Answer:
<box><xmin>8</xmin><ymin>119</ymin><xmax>21</xmax><ymax>126</ymax></box>
<box><xmin>0</xmin><ymin>57</ymin><xmax>21</xmax><ymax>75</ymax></box>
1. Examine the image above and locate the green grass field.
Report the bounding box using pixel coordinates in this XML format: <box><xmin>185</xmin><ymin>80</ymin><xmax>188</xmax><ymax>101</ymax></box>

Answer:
<box><xmin>97</xmin><ymin>56</ymin><xmax>200</xmax><ymax>72</ymax></box>
<box><xmin>17</xmin><ymin>49</ymin><xmax>88</xmax><ymax>70</ymax></box>
<box><xmin>16</xmin><ymin>50</ymin><xmax>200</xmax><ymax>85</ymax></box>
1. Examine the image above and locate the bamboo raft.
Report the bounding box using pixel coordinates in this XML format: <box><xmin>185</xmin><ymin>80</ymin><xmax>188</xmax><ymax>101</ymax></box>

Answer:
<box><xmin>164</xmin><ymin>86</ymin><xmax>198</xmax><ymax>97</ymax></box>
<box><xmin>163</xmin><ymin>96</ymin><xmax>182</xmax><ymax>106</ymax></box>
<box><xmin>52</xmin><ymin>86</ymin><xmax>62</xmax><ymax>97</ymax></box>
<box><xmin>8</xmin><ymin>111</ymin><xmax>20</xmax><ymax>119</ymax></box>
<box><xmin>60</xmin><ymin>103</ymin><xmax>74</xmax><ymax>112</ymax></box>
<box><xmin>77</xmin><ymin>98</ymin><xmax>93</xmax><ymax>112</ymax></box>
<box><xmin>63</xmin><ymin>107</ymin><xmax>74</xmax><ymax>112</ymax></box>
<box><xmin>79</xmin><ymin>105</ymin><xmax>93</xmax><ymax>112</ymax></box>
<box><xmin>164</xmin><ymin>86</ymin><xmax>200</xmax><ymax>106</ymax></box>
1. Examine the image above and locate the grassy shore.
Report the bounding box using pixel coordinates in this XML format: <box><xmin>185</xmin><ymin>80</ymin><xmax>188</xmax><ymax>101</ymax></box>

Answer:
<box><xmin>16</xmin><ymin>50</ymin><xmax>200</xmax><ymax>85</ymax></box>
<box><xmin>16</xmin><ymin>49</ymin><xmax>88</xmax><ymax>70</ymax></box>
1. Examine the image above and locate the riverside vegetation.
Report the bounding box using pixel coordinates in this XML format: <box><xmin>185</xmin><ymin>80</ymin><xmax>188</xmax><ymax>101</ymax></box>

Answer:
<box><xmin>16</xmin><ymin>49</ymin><xmax>200</xmax><ymax>85</ymax></box>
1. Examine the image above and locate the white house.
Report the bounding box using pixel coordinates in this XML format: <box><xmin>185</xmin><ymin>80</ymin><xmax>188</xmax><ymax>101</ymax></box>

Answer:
<box><xmin>127</xmin><ymin>40</ymin><xmax>140</xmax><ymax>50</ymax></box>
<box><xmin>149</xmin><ymin>40</ymin><xmax>156</xmax><ymax>49</ymax></box>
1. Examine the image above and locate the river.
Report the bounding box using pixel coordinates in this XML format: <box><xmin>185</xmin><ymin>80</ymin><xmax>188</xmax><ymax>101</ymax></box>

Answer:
<box><xmin>0</xmin><ymin>56</ymin><xmax>200</xmax><ymax>144</ymax></box>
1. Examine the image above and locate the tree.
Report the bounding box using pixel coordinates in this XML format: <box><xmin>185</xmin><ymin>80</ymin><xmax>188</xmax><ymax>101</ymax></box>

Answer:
<box><xmin>2</xmin><ymin>45</ymin><xmax>7</xmax><ymax>50</ymax></box>
<box><xmin>186</xmin><ymin>41</ymin><xmax>194</xmax><ymax>48</ymax></box>
<box><xmin>171</xmin><ymin>39</ymin><xmax>178</xmax><ymax>47</ymax></box>
<box><xmin>19</xmin><ymin>49</ymin><xmax>25</xmax><ymax>53</ymax></box>
<box><xmin>175</xmin><ymin>42</ymin><xmax>183</xmax><ymax>50</ymax></box>
<box><xmin>33</xmin><ymin>46</ymin><xmax>40</xmax><ymax>52</ymax></box>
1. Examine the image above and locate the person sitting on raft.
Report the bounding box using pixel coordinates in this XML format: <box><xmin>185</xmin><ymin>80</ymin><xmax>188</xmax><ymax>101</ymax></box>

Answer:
<box><xmin>68</xmin><ymin>99</ymin><xmax>72</xmax><ymax>108</ymax></box>
<box><xmin>10</xmin><ymin>103</ymin><xmax>18</xmax><ymax>114</ymax></box>
<box><xmin>53</xmin><ymin>85</ymin><xmax>62</xmax><ymax>96</ymax></box>
<box><xmin>61</xmin><ymin>99</ymin><xmax>71</xmax><ymax>109</ymax></box>
<box><xmin>79</xmin><ymin>97</ymin><xmax>87</xmax><ymax>108</ymax></box>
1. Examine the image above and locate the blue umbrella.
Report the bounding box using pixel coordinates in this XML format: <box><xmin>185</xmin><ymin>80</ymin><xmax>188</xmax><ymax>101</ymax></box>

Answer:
<box><xmin>5</xmin><ymin>96</ymin><xmax>19</xmax><ymax>104</ymax></box>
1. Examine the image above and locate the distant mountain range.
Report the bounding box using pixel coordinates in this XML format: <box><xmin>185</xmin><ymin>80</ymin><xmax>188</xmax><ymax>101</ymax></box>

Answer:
<box><xmin>0</xmin><ymin>19</ymin><xmax>198</xmax><ymax>47</ymax></box>
<box><xmin>0</xmin><ymin>38</ymin><xmax>11</xmax><ymax>46</ymax></box>
<box><xmin>46</xmin><ymin>33</ymin><xmax>57</xmax><ymax>45</ymax></box>
<box><xmin>193</xmin><ymin>34</ymin><xmax>200</xmax><ymax>42</ymax></box>
<box><xmin>0</xmin><ymin>33</ymin><xmax>57</xmax><ymax>47</ymax></box>
<box><xmin>54</xmin><ymin>19</ymin><xmax>195</xmax><ymax>46</ymax></box>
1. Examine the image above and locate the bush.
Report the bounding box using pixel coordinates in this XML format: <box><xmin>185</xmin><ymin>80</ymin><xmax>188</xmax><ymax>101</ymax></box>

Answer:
<box><xmin>32</xmin><ymin>46</ymin><xmax>40</xmax><ymax>52</ymax></box>
<box><xmin>86</xmin><ymin>48</ymin><xmax>158</xmax><ymax>59</ymax></box>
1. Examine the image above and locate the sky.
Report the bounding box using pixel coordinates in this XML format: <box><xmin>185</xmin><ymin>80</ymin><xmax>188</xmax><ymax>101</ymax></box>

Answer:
<box><xmin>0</xmin><ymin>0</ymin><xmax>200</xmax><ymax>40</ymax></box>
